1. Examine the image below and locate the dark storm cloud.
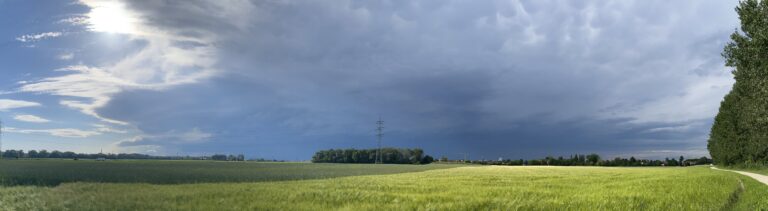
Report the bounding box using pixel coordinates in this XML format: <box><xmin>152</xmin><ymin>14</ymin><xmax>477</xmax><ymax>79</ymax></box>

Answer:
<box><xmin>95</xmin><ymin>0</ymin><xmax>738</xmax><ymax>159</ymax></box>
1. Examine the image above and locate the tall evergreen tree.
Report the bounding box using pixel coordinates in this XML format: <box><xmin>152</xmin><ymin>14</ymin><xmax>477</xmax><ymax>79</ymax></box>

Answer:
<box><xmin>710</xmin><ymin>0</ymin><xmax>768</xmax><ymax>165</ymax></box>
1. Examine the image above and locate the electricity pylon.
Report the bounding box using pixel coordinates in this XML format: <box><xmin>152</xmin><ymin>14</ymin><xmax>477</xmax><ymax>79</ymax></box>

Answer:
<box><xmin>376</xmin><ymin>117</ymin><xmax>384</xmax><ymax>164</ymax></box>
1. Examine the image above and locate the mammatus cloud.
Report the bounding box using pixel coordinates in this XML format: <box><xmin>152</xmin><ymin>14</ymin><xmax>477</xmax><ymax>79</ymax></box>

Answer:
<box><xmin>15</xmin><ymin>32</ymin><xmax>62</xmax><ymax>42</ymax></box>
<box><xmin>13</xmin><ymin>114</ymin><xmax>50</xmax><ymax>123</ymax></box>
<box><xmin>0</xmin><ymin>99</ymin><xmax>41</xmax><ymax>111</ymax></box>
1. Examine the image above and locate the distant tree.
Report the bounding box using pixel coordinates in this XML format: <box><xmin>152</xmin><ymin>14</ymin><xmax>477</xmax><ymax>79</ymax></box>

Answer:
<box><xmin>38</xmin><ymin>150</ymin><xmax>50</xmax><ymax>158</ymax></box>
<box><xmin>311</xmin><ymin>148</ymin><xmax>433</xmax><ymax>164</ymax></box>
<box><xmin>421</xmin><ymin>155</ymin><xmax>434</xmax><ymax>164</ymax></box>
<box><xmin>586</xmin><ymin>154</ymin><xmax>600</xmax><ymax>165</ymax></box>
<box><xmin>545</xmin><ymin>156</ymin><xmax>554</xmax><ymax>165</ymax></box>
<box><xmin>2</xmin><ymin>150</ymin><xmax>16</xmax><ymax>158</ymax></box>
<box><xmin>50</xmin><ymin>150</ymin><xmax>62</xmax><ymax>158</ymax></box>
<box><xmin>13</xmin><ymin>150</ymin><xmax>24</xmax><ymax>159</ymax></box>
<box><xmin>667</xmin><ymin>158</ymin><xmax>678</xmax><ymax>167</ymax></box>
<box><xmin>27</xmin><ymin>150</ymin><xmax>38</xmax><ymax>158</ymax></box>
<box><xmin>211</xmin><ymin>154</ymin><xmax>228</xmax><ymax>161</ymax></box>
<box><xmin>1</xmin><ymin>149</ymin><xmax>233</xmax><ymax>160</ymax></box>
<box><xmin>697</xmin><ymin>156</ymin><xmax>713</xmax><ymax>165</ymax></box>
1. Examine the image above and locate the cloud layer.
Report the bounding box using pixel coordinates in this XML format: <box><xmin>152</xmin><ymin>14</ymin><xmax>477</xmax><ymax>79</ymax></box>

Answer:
<box><xmin>14</xmin><ymin>0</ymin><xmax>740</xmax><ymax>159</ymax></box>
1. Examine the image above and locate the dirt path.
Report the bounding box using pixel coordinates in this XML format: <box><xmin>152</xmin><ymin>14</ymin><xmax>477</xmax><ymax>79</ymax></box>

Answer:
<box><xmin>711</xmin><ymin>166</ymin><xmax>768</xmax><ymax>185</ymax></box>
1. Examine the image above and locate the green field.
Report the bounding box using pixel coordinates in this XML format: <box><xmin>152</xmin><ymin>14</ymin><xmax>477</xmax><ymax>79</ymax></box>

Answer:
<box><xmin>0</xmin><ymin>160</ymin><xmax>457</xmax><ymax>186</ymax></box>
<box><xmin>1</xmin><ymin>160</ymin><xmax>766</xmax><ymax>210</ymax></box>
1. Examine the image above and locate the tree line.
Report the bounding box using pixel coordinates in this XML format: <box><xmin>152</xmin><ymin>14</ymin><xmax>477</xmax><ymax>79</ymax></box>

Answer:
<box><xmin>471</xmin><ymin>154</ymin><xmax>712</xmax><ymax>167</ymax></box>
<box><xmin>312</xmin><ymin>148</ymin><xmax>434</xmax><ymax>164</ymax></box>
<box><xmin>0</xmin><ymin>149</ymin><xmax>247</xmax><ymax>161</ymax></box>
<box><xmin>210</xmin><ymin>154</ymin><xmax>246</xmax><ymax>161</ymax></box>
<box><xmin>708</xmin><ymin>0</ymin><xmax>768</xmax><ymax>166</ymax></box>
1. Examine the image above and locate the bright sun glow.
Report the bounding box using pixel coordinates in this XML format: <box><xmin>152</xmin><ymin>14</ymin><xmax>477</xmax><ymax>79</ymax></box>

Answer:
<box><xmin>86</xmin><ymin>1</ymin><xmax>138</xmax><ymax>34</ymax></box>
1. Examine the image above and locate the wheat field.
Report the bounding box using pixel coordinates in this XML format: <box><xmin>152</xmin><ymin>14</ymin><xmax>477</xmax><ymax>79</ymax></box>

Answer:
<box><xmin>0</xmin><ymin>161</ymin><xmax>766</xmax><ymax>210</ymax></box>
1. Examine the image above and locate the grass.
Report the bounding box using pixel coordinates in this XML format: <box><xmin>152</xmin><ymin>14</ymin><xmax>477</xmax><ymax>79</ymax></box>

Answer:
<box><xmin>0</xmin><ymin>159</ymin><xmax>459</xmax><ymax>186</ymax></box>
<box><xmin>0</xmin><ymin>161</ymin><xmax>766</xmax><ymax>210</ymax></box>
<box><xmin>734</xmin><ymin>174</ymin><xmax>768</xmax><ymax>210</ymax></box>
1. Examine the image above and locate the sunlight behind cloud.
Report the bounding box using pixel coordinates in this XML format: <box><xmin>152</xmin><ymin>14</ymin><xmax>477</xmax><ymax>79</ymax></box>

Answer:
<box><xmin>85</xmin><ymin>1</ymin><xmax>138</xmax><ymax>34</ymax></box>
<box><xmin>15</xmin><ymin>0</ymin><xmax>222</xmax><ymax>146</ymax></box>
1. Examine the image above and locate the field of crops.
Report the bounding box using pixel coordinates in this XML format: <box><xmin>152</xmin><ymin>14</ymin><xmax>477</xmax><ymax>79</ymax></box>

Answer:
<box><xmin>0</xmin><ymin>160</ymin><xmax>766</xmax><ymax>210</ymax></box>
<box><xmin>0</xmin><ymin>160</ymin><xmax>457</xmax><ymax>186</ymax></box>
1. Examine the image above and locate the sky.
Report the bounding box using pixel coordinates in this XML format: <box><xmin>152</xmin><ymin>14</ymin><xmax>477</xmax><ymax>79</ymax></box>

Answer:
<box><xmin>0</xmin><ymin>0</ymin><xmax>741</xmax><ymax>160</ymax></box>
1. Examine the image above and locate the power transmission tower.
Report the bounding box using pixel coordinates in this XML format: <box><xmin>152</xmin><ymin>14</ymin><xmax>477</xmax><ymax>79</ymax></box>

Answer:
<box><xmin>458</xmin><ymin>153</ymin><xmax>469</xmax><ymax>163</ymax></box>
<box><xmin>376</xmin><ymin>117</ymin><xmax>384</xmax><ymax>164</ymax></box>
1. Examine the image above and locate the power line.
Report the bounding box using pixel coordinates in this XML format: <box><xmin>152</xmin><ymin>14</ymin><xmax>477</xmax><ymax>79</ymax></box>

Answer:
<box><xmin>376</xmin><ymin>116</ymin><xmax>384</xmax><ymax>164</ymax></box>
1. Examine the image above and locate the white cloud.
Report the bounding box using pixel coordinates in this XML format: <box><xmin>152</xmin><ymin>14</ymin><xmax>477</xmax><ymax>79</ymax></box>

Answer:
<box><xmin>58</xmin><ymin>53</ymin><xmax>74</xmax><ymax>60</ymax></box>
<box><xmin>13</xmin><ymin>114</ymin><xmax>51</xmax><ymax>123</ymax></box>
<box><xmin>179</xmin><ymin>128</ymin><xmax>212</xmax><ymax>142</ymax></box>
<box><xmin>93</xmin><ymin>124</ymin><xmax>127</xmax><ymax>133</ymax></box>
<box><xmin>19</xmin><ymin>65</ymin><xmax>130</xmax><ymax>125</ymax></box>
<box><xmin>613</xmin><ymin>74</ymin><xmax>734</xmax><ymax>123</ymax></box>
<box><xmin>5</xmin><ymin>127</ymin><xmax>101</xmax><ymax>138</ymax></box>
<box><xmin>19</xmin><ymin>0</ymin><xmax>219</xmax><ymax>126</ymax></box>
<box><xmin>58</xmin><ymin>16</ymin><xmax>88</xmax><ymax>25</ymax></box>
<box><xmin>117</xmin><ymin>127</ymin><xmax>212</xmax><ymax>147</ymax></box>
<box><xmin>3</xmin><ymin>123</ymin><xmax>126</xmax><ymax>138</ymax></box>
<box><xmin>108</xmin><ymin>141</ymin><xmax>163</xmax><ymax>155</ymax></box>
<box><xmin>0</xmin><ymin>99</ymin><xmax>41</xmax><ymax>111</ymax></box>
<box><xmin>15</xmin><ymin>32</ymin><xmax>63</xmax><ymax>42</ymax></box>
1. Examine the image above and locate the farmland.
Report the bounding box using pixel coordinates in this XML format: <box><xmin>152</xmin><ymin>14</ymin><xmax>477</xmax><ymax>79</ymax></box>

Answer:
<box><xmin>0</xmin><ymin>160</ymin><xmax>767</xmax><ymax>210</ymax></box>
<box><xmin>0</xmin><ymin>160</ymin><xmax>456</xmax><ymax>186</ymax></box>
